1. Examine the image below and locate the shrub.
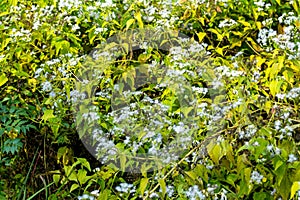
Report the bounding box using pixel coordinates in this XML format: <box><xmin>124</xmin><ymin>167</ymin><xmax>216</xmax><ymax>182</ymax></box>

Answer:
<box><xmin>0</xmin><ymin>0</ymin><xmax>300</xmax><ymax>199</ymax></box>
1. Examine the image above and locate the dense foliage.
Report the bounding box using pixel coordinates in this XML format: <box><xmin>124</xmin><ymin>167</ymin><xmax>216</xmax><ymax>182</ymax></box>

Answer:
<box><xmin>0</xmin><ymin>0</ymin><xmax>300</xmax><ymax>199</ymax></box>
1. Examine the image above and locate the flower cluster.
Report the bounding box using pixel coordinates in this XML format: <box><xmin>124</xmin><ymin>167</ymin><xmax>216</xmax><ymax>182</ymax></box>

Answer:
<box><xmin>115</xmin><ymin>182</ymin><xmax>136</xmax><ymax>194</ymax></box>
<box><xmin>250</xmin><ymin>170</ymin><xmax>264</xmax><ymax>184</ymax></box>
<box><xmin>257</xmin><ymin>11</ymin><xmax>300</xmax><ymax>58</ymax></box>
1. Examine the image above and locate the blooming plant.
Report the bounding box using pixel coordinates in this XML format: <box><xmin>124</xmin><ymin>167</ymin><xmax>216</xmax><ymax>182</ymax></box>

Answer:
<box><xmin>0</xmin><ymin>0</ymin><xmax>300</xmax><ymax>200</ymax></box>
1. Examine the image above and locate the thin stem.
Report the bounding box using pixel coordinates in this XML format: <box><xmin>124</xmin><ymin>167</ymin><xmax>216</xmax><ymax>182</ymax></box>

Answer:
<box><xmin>143</xmin><ymin>130</ymin><xmax>224</xmax><ymax>200</ymax></box>
<box><xmin>17</xmin><ymin>147</ymin><xmax>40</xmax><ymax>200</ymax></box>
<box><xmin>245</xmin><ymin>41</ymin><xmax>260</xmax><ymax>55</ymax></box>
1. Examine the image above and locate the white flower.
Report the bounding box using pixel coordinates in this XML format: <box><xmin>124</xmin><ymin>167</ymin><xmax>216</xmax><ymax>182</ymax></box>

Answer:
<box><xmin>288</xmin><ymin>154</ymin><xmax>297</xmax><ymax>163</ymax></box>
<box><xmin>42</xmin><ymin>81</ymin><xmax>52</xmax><ymax>92</ymax></box>
<box><xmin>78</xmin><ymin>194</ymin><xmax>94</xmax><ymax>200</ymax></box>
<box><xmin>115</xmin><ymin>183</ymin><xmax>135</xmax><ymax>193</ymax></box>
<box><xmin>95</xmin><ymin>27</ymin><xmax>108</xmax><ymax>34</ymax></box>
<box><xmin>275</xmin><ymin>147</ymin><xmax>281</xmax><ymax>155</ymax></box>
<box><xmin>124</xmin><ymin>136</ymin><xmax>130</xmax><ymax>145</ymax></box>
<box><xmin>274</xmin><ymin>120</ymin><xmax>281</xmax><ymax>130</ymax></box>
<box><xmin>219</xmin><ymin>19</ymin><xmax>237</xmax><ymax>28</ymax></box>
<box><xmin>185</xmin><ymin>185</ymin><xmax>206</xmax><ymax>200</ymax></box>
<box><xmin>49</xmin><ymin>91</ymin><xmax>56</xmax><ymax>98</ymax></box>
<box><xmin>267</xmin><ymin>144</ymin><xmax>273</xmax><ymax>152</ymax></box>
<box><xmin>34</xmin><ymin>68</ymin><xmax>43</xmax><ymax>78</ymax></box>
<box><xmin>82</xmin><ymin>112</ymin><xmax>100</xmax><ymax>123</ymax></box>
<box><xmin>252</xmin><ymin>141</ymin><xmax>259</xmax><ymax>146</ymax></box>
<box><xmin>90</xmin><ymin>190</ymin><xmax>99</xmax><ymax>196</ymax></box>
<box><xmin>99</xmin><ymin>0</ymin><xmax>116</xmax><ymax>8</ymax></box>
<box><xmin>276</xmin><ymin>93</ymin><xmax>285</xmax><ymax>100</ymax></box>
<box><xmin>92</xmin><ymin>167</ymin><xmax>100</xmax><ymax>172</ymax></box>
<box><xmin>250</xmin><ymin>170</ymin><xmax>264</xmax><ymax>184</ymax></box>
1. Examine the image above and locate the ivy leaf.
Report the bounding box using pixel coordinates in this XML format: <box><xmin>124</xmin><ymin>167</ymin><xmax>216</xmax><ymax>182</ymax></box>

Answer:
<box><xmin>70</xmin><ymin>183</ymin><xmax>79</xmax><ymax>193</ymax></box>
<box><xmin>41</xmin><ymin>109</ymin><xmax>55</xmax><ymax>122</ymax></box>
<box><xmin>77</xmin><ymin>169</ymin><xmax>90</xmax><ymax>185</ymax></box>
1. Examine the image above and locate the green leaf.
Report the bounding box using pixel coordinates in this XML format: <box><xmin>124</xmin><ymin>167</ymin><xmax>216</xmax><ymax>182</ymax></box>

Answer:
<box><xmin>77</xmin><ymin>158</ymin><xmax>91</xmax><ymax>172</ymax></box>
<box><xmin>253</xmin><ymin>192</ymin><xmax>267</xmax><ymax>200</ymax></box>
<box><xmin>41</xmin><ymin>109</ymin><xmax>55</xmax><ymax>122</ymax></box>
<box><xmin>99</xmin><ymin>189</ymin><xmax>110</xmax><ymax>200</ymax></box>
<box><xmin>3</xmin><ymin>138</ymin><xmax>23</xmax><ymax>154</ymax></box>
<box><xmin>275</xmin><ymin>163</ymin><xmax>287</xmax><ymax>186</ymax></box>
<box><xmin>120</xmin><ymin>154</ymin><xmax>126</xmax><ymax>171</ymax></box>
<box><xmin>77</xmin><ymin>169</ymin><xmax>90</xmax><ymax>185</ymax></box>
<box><xmin>158</xmin><ymin>179</ymin><xmax>166</xmax><ymax>198</ymax></box>
<box><xmin>277</xmin><ymin>174</ymin><xmax>291</xmax><ymax>200</ymax></box>
<box><xmin>293</xmin><ymin>0</ymin><xmax>299</xmax><ymax>13</ymax></box>
<box><xmin>0</xmin><ymin>73</ymin><xmax>8</xmax><ymax>87</ymax></box>
<box><xmin>226</xmin><ymin>174</ymin><xmax>238</xmax><ymax>187</ymax></box>
<box><xmin>206</xmin><ymin>140</ymin><xmax>224</xmax><ymax>165</ymax></box>
<box><xmin>53</xmin><ymin>173</ymin><xmax>60</xmax><ymax>186</ymax></box>
<box><xmin>70</xmin><ymin>183</ymin><xmax>79</xmax><ymax>193</ymax></box>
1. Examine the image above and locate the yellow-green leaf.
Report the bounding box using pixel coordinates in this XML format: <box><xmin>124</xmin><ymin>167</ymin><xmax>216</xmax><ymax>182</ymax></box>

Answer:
<box><xmin>41</xmin><ymin>109</ymin><xmax>55</xmax><ymax>122</ymax></box>
<box><xmin>256</xmin><ymin>56</ymin><xmax>266</xmax><ymax>67</ymax></box>
<box><xmin>197</xmin><ymin>32</ymin><xmax>206</xmax><ymax>42</ymax></box>
<box><xmin>0</xmin><ymin>73</ymin><xmax>8</xmax><ymax>87</ymax></box>
<box><xmin>238</xmin><ymin>20</ymin><xmax>251</xmax><ymax>27</ymax></box>
<box><xmin>134</xmin><ymin>11</ymin><xmax>143</xmax><ymax>28</ymax></box>
<box><xmin>199</xmin><ymin>17</ymin><xmax>205</xmax><ymax>26</ymax></box>
<box><xmin>120</xmin><ymin>154</ymin><xmax>126</xmax><ymax>171</ymax></box>
<box><xmin>215</xmin><ymin>47</ymin><xmax>223</xmax><ymax>56</ymax></box>
<box><xmin>126</xmin><ymin>19</ymin><xmax>135</xmax><ymax>30</ymax></box>
<box><xmin>70</xmin><ymin>183</ymin><xmax>79</xmax><ymax>193</ymax></box>
<box><xmin>246</xmin><ymin>37</ymin><xmax>263</xmax><ymax>52</ymax></box>
<box><xmin>28</xmin><ymin>78</ymin><xmax>37</xmax><ymax>92</ymax></box>
<box><xmin>230</xmin><ymin>40</ymin><xmax>242</xmax><ymax>48</ymax></box>
<box><xmin>256</xmin><ymin>21</ymin><xmax>262</xmax><ymax>29</ymax></box>
<box><xmin>158</xmin><ymin>179</ymin><xmax>166</xmax><ymax>197</ymax></box>
<box><xmin>77</xmin><ymin>169</ymin><xmax>89</xmax><ymax>185</ymax></box>
<box><xmin>208</xmin><ymin>28</ymin><xmax>223</xmax><ymax>41</ymax></box>
<box><xmin>290</xmin><ymin>182</ymin><xmax>300</xmax><ymax>199</ymax></box>
<box><xmin>0</xmin><ymin>12</ymin><xmax>9</xmax><ymax>17</ymax></box>
<box><xmin>53</xmin><ymin>174</ymin><xmax>60</xmax><ymax>186</ymax></box>
<box><xmin>207</xmin><ymin>140</ymin><xmax>223</xmax><ymax>165</ymax></box>
<box><xmin>269</xmin><ymin>80</ymin><xmax>283</xmax><ymax>97</ymax></box>
<box><xmin>139</xmin><ymin>178</ymin><xmax>148</xmax><ymax>196</ymax></box>
<box><xmin>293</xmin><ymin>1</ymin><xmax>298</xmax><ymax>13</ymax></box>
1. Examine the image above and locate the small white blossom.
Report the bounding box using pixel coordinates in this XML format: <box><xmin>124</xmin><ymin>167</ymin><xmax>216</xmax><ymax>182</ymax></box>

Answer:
<box><xmin>288</xmin><ymin>154</ymin><xmax>297</xmax><ymax>163</ymax></box>
<box><xmin>250</xmin><ymin>170</ymin><xmax>264</xmax><ymax>184</ymax></box>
